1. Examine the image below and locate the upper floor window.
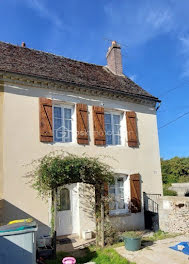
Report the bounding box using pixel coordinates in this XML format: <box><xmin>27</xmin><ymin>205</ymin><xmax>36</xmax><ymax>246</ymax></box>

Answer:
<box><xmin>40</xmin><ymin>98</ymin><xmax>138</xmax><ymax>147</ymax></box>
<box><xmin>53</xmin><ymin>105</ymin><xmax>73</xmax><ymax>143</ymax></box>
<box><xmin>105</xmin><ymin>113</ymin><xmax>121</xmax><ymax>145</ymax></box>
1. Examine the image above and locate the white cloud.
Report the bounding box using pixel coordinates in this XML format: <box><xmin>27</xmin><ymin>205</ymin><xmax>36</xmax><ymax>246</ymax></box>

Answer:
<box><xmin>104</xmin><ymin>1</ymin><xmax>173</xmax><ymax>47</ymax></box>
<box><xmin>179</xmin><ymin>36</ymin><xmax>189</xmax><ymax>77</ymax></box>
<box><xmin>146</xmin><ymin>9</ymin><xmax>172</xmax><ymax>30</ymax></box>
<box><xmin>103</xmin><ymin>0</ymin><xmax>189</xmax><ymax>77</ymax></box>
<box><xmin>180</xmin><ymin>36</ymin><xmax>189</xmax><ymax>53</ymax></box>
<box><xmin>24</xmin><ymin>0</ymin><xmax>67</xmax><ymax>30</ymax></box>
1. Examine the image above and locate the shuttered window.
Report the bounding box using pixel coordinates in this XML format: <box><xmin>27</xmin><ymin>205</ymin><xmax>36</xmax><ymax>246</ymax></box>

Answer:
<box><xmin>105</xmin><ymin>113</ymin><xmax>121</xmax><ymax>145</ymax></box>
<box><xmin>39</xmin><ymin>97</ymin><xmax>53</xmax><ymax>142</ymax></box>
<box><xmin>109</xmin><ymin>175</ymin><xmax>130</xmax><ymax>215</ymax></box>
<box><xmin>130</xmin><ymin>174</ymin><xmax>141</xmax><ymax>213</ymax></box>
<box><xmin>126</xmin><ymin>111</ymin><xmax>138</xmax><ymax>147</ymax></box>
<box><xmin>92</xmin><ymin>106</ymin><xmax>106</xmax><ymax>145</ymax></box>
<box><xmin>53</xmin><ymin>105</ymin><xmax>73</xmax><ymax>143</ymax></box>
<box><xmin>76</xmin><ymin>104</ymin><xmax>89</xmax><ymax>144</ymax></box>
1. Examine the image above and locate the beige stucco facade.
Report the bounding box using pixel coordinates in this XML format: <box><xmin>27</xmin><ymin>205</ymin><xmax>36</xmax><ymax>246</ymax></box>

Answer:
<box><xmin>0</xmin><ymin>81</ymin><xmax>4</xmax><ymax>206</ymax></box>
<box><xmin>0</xmin><ymin>74</ymin><xmax>163</xmax><ymax>236</ymax></box>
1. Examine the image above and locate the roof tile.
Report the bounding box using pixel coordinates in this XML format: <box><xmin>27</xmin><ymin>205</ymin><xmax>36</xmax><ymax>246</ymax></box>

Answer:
<box><xmin>0</xmin><ymin>41</ymin><xmax>159</xmax><ymax>102</ymax></box>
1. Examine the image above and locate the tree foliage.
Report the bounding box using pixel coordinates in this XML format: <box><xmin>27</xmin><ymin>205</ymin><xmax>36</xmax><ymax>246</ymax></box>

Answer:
<box><xmin>161</xmin><ymin>157</ymin><xmax>189</xmax><ymax>196</ymax></box>
<box><xmin>161</xmin><ymin>156</ymin><xmax>189</xmax><ymax>184</ymax></box>
<box><xmin>29</xmin><ymin>152</ymin><xmax>114</xmax><ymax>198</ymax></box>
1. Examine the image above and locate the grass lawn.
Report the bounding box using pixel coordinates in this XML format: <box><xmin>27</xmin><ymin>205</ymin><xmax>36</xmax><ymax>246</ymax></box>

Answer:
<box><xmin>142</xmin><ymin>230</ymin><xmax>181</xmax><ymax>242</ymax></box>
<box><xmin>46</xmin><ymin>247</ymin><xmax>135</xmax><ymax>264</ymax></box>
<box><xmin>112</xmin><ymin>230</ymin><xmax>182</xmax><ymax>249</ymax></box>
<box><xmin>46</xmin><ymin>231</ymin><xmax>180</xmax><ymax>264</ymax></box>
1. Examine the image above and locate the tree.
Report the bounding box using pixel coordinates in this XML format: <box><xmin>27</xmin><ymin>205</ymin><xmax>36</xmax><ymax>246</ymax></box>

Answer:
<box><xmin>161</xmin><ymin>157</ymin><xmax>189</xmax><ymax>184</ymax></box>
<box><xmin>161</xmin><ymin>157</ymin><xmax>189</xmax><ymax>195</ymax></box>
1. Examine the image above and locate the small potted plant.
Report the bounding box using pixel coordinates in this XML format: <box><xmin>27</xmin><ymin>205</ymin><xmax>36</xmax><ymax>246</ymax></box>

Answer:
<box><xmin>123</xmin><ymin>231</ymin><xmax>143</xmax><ymax>251</ymax></box>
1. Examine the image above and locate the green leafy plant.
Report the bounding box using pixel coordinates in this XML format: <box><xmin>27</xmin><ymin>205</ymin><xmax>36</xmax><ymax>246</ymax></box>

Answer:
<box><xmin>123</xmin><ymin>231</ymin><xmax>144</xmax><ymax>239</ymax></box>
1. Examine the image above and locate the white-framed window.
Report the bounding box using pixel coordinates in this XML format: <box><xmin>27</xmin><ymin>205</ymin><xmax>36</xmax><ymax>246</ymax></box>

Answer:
<box><xmin>104</xmin><ymin>112</ymin><xmax>122</xmax><ymax>145</ymax></box>
<box><xmin>59</xmin><ymin>188</ymin><xmax>70</xmax><ymax>211</ymax></box>
<box><xmin>53</xmin><ymin>105</ymin><xmax>73</xmax><ymax>143</ymax></box>
<box><xmin>109</xmin><ymin>175</ymin><xmax>129</xmax><ymax>215</ymax></box>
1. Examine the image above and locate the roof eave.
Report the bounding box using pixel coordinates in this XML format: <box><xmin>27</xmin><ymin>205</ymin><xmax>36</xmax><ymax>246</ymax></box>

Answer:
<box><xmin>0</xmin><ymin>70</ymin><xmax>160</xmax><ymax>103</ymax></box>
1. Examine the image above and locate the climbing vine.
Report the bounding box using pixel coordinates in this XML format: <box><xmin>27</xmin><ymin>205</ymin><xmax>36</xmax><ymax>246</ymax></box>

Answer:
<box><xmin>30</xmin><ymin>152</ymin><xmax>114</xmax><ymax>195</ymax></box>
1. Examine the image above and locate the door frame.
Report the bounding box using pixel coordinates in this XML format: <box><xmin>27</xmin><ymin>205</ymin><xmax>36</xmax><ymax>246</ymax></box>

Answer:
<box><xmin>56</xmin><ymin>183</ymin><xmax>79</xmax><ymax>236</ymax></box>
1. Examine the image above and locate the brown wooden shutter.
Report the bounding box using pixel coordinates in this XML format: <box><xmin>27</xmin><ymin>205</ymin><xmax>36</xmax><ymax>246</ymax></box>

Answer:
<box><xmin>92</xmin><ymin>106</ymin><xmax>106</xmax><ymax>145</ymax></box>
<box><xmin>39</xmin><ymin>97</ymin><xmax>53</xmax><ymax>142</ymax></box>
<box><xmin>126</xmin><ymin>111</ymin><xmax>138</xmax><ymax>147</ymax></box>
<box><xmin>130</xmin><ymin>173</ymin><xmax>141</xmax><ymax>213</ymax></box>
<box><xmin>76</xmin><ymin>104</ymin><xmax>89</xmax><ymax>144</ymax></box>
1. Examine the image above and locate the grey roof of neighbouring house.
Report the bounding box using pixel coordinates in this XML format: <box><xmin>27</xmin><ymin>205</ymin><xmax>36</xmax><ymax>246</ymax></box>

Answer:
<box><xmin>0</xmin><ymin>41</ymin><xmax>160</xmax><ymax>102</ymax></box>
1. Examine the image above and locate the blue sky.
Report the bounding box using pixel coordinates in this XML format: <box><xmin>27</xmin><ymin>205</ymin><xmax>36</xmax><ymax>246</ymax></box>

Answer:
<box><xmin>1</xmin><ymin>0</ymin><xmax>189</xmax><ymax>159</ymax></box>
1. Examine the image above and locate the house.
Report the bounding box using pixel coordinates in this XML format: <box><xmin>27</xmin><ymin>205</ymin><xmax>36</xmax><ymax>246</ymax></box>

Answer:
<box><xmin>0</xmin><ymin>40</ymin><xmax>163</xmax><ymax>238</ymax></box>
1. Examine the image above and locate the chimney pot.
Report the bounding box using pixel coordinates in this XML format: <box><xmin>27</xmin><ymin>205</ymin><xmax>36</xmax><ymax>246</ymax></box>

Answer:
<box><xmin>106</xmin><ymin>40</ymin><xmax>123</xmax><ymax>75</ymax></box>
<box><xmin>21</xmin><ymin>42</ymin><xmax>26</xmax><ymax>47</ymax></box>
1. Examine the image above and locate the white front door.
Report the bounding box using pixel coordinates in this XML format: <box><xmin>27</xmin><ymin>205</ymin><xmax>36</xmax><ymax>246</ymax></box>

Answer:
<box><xmin>56</xmin><ymin>184</ymin><xmax>78</xmax><ymax>236</ymax></box>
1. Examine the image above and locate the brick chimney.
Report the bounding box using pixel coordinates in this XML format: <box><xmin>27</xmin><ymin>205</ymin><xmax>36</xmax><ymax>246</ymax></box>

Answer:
<box><xmin>106</xmin><ymin>41</ymin><xmax>123</xmax><ymax>75</ymax></box>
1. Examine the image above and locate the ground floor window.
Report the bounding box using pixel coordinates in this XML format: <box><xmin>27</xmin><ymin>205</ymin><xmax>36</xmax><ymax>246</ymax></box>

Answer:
<box><xmin>109</xmin><ymin>175</ymin><xmax>130</xmax><ymax>215</ymax></box>
<box><xmin>59</xmin><ymin>188</ymin><xmax>70</xmax><ymax>211</ymax></box>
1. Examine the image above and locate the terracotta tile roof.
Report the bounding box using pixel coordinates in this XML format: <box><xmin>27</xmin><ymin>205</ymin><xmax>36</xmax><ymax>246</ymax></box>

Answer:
<box><xmin>0</xmin><ymin>41</ymin><xmax>159</xmax><ymax>102</ymax></box>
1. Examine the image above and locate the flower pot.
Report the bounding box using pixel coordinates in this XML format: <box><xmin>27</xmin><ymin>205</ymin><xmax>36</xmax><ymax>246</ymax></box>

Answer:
<box><xmin>124</xmin><ymin>236</ymin><xmax>141</xmax><ymax>251</ymax></box>
<box><xmin>62</xmin><ymin>257</ymin><xmax>76</xmax><ymax>264</ymax></box>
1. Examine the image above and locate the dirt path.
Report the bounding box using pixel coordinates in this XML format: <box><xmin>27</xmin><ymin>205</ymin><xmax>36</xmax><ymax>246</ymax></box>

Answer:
<box><xmin>116</xmin><ymin>235</ymin><xmax>189</xmax><ymax>264</ymax></box>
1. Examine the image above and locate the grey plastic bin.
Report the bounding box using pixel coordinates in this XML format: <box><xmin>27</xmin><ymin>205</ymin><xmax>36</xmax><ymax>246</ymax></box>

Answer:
<box><xmin>0</xmin><ymin>224</ymin><xmax>38</xmax><ymax>264</ymax></box>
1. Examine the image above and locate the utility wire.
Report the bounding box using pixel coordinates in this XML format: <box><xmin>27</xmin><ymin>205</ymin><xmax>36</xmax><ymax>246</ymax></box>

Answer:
<box><xmin>104</xmin><ymin>37</ymin><xmax>188</xmax><ymax>99</ymax></box>
<box><xmin>157</xmin><ymin>105</ymin><xmax>189</xmax><ymax>114</ymax></box>
<box><xmin>158</xmin><ymin>81</ymin><xmax>188</xmax><ymax>98</ymax></box>
<box><xmin>104</xmin><ymin>37</ymin><xmax>189</xmax><ymax>131</ymax></box>
<box><xmin>159</xmin><ymin>110</ymin><xmax>189</xmax><ymax>130</ymax></box>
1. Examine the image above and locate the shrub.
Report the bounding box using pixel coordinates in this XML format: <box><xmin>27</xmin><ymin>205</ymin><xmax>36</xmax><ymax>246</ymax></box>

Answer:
<box><xmin>163</xmin><ymin>186</ymin><xmax>177</xmax><ymax>196</ymax></box>
<box><xmin>104</xmin><ymin>218</ymin><xmax>121</xmax><ymax>245</ymax></box>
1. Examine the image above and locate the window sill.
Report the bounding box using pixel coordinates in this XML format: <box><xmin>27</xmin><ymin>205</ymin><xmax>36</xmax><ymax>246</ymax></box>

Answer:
<box><xmin>109</xmin><ymin>211</ymin><xmax>131</xmax><ymax>217</ymax></box>
<box><xmin>105</xmin><ymin>144</ymin><xmax>126</xmax><ymax>148</ymax></box>
<box><xmin>50</xmin><ymin>142</ymin><xmax>78</xmax><ymax>146</ymax></box>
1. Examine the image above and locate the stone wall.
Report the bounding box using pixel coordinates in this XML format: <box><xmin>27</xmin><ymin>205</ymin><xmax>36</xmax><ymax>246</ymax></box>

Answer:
<box><xmin>169</xmin><ymin>183</ymin><xmax>189</xmax><ymax>196</ymax></box>
<box><xmin>159</xmin><ymin>196</ymin><xmax>189</xmax><ymax>233</ymax></box>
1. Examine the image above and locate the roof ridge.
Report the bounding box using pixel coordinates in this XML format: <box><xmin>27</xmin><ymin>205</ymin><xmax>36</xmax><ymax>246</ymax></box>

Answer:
<box><xmin>0</xmin><ymin>41</ymin><xmax>104</xmax><ymax>68</ymax></box>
